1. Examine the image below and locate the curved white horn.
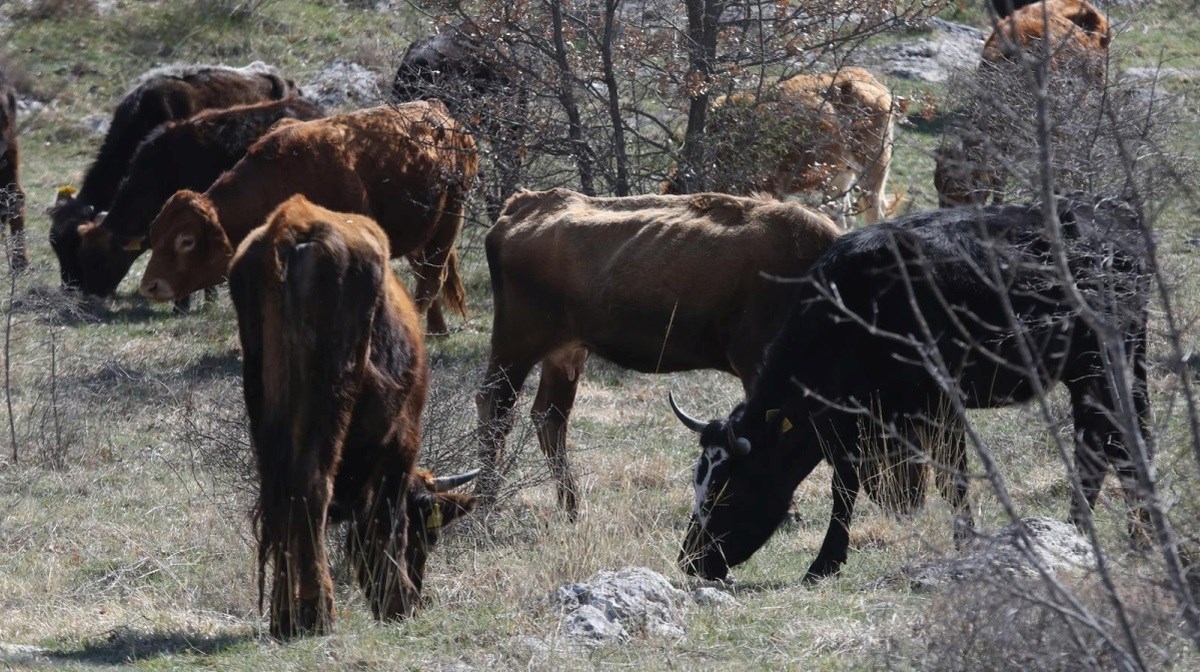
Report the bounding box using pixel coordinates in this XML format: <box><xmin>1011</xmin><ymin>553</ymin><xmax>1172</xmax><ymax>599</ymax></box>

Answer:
<box><xmin>669</xmin><ymin>392</ymin><xmax>706</xmax><ymax>433</ymax></box>
<box><xmin>432</xmin><ymin>469</ymin><xmax>480</xmax><ymax>492</ymax></box>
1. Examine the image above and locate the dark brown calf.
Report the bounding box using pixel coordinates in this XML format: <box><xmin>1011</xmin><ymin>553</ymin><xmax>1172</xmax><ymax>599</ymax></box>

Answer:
<box><xmin>229</xmin><ymin>195</ymin><xmax>476</xmax><ymax>638</ymax></box>
<box><xmin>49</xmin><ymin>62</ymin><xmax>298</xmax><ymax>290</ymax></box>
<box><xmin>141</xmin><ymin>102</ymin><xmax>478</xmax><ymax>334</ymax></box>
<box><xmin>0</xmin><ymin>69</ymin><xmax>24</xmax><ymax>271</ymax></box>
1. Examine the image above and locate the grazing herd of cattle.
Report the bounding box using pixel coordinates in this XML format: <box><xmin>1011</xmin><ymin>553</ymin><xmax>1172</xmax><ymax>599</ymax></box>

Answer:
<box><xmin>0</xmin><ymin>0</ymin><xmax>1152</xmax><ymax>638</ymax></box>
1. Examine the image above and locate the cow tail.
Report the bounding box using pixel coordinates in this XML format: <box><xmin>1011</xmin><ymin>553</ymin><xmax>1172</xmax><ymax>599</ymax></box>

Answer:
<box><xmin>441</xmin><ymin>246</ymin><xmax>469</xmax><ymax>319</ymax></box>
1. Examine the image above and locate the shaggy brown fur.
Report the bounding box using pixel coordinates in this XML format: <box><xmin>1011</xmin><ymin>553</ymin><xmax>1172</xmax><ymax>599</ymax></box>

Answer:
<box><xmin>0</xmin><ymin>69</ymin><xmax>25</xmax><ymax>271</ymax></box>
<box><xmin>229</xmin><ymin>195</ymin><xmax>476</xmax><ymax>638</ymax></box>
<box><xmin>477</xmin><ymin>189</ymin><xmax>842</xmax><ymax>515</ymax></box>
<box><xmin>664</xmin><ymin>68</ymin><xmax>900</xmax><ymax>229</ymax></box>
<box><xmin>983</xmin><ymin>0</ymin><xmax>1111</xmax><ymax>67</ymax></box>
<box><xmin>73</xmin><ymin>96</ymin><xmax>325</xmax><ymax>299</ymax></box>
<box><xmin>937</xmin><ymin>0</ymin><xmax>1111</xmax><ymax>208</ymax></box>
<box><xmin>49</xmin><ymin>62</ymin><xmax>298</xmax><ymax>289</ymax></box>
<box><xmin>141</xmin><ymin>102</ymin><xmax>478</xmax><ymax>334</ymax></box>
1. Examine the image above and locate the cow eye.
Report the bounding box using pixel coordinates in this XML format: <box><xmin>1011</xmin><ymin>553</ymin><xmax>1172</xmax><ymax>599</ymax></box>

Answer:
<box><xmin>176</xmin><ymin>234</ymin><xmax>196</xmax><ymax>253</ymax></box>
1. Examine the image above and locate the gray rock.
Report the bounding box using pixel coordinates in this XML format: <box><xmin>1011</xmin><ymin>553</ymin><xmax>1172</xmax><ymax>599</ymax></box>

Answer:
<box><xmin>904</xmin><ymin>517</ymin><xmax>1095</xmax><ymax>590</ymax></box>
<box><xmin>1122</xmin><ymin>67</ymin><xmax>1200</xmax><ymax>83</ymax></box>
<box><xmin>80</xmin><ymin>113</ymin><xmax>111</xmax><ymax>137</ymax></box>
<box><xmin>551</xmin><ymin>567</ymin><xmax>689</xmax><ymax>645</ymax></box>
<box><xmin>302</xmin><ymin>60</ymin><xmax>384</xmax><ymax>111</ymax></box>
<box><xmin>559</xmin><ymin>604</ymin><xmax>628</xmax><ymax>644</ymax></box>
<box><xmin>691</xmin><ymin>586</ymin><xmax>738</xmax><ymax>607</ymax></box>
<box><xmin>849</xmin><ymin>20</ymin><xmax>983</xmax><ymax>83</ymax></box>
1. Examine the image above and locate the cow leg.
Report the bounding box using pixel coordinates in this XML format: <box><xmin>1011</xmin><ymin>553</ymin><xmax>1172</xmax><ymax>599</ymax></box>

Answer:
<box><xmin>1067</xmin><ymin>378</ymin><xmax>1135</xmax><ymax>537</ymax></box>
<box><xmin>805</xmin><ymin>453</ymin><xmax>861</xmax><ymax>582</ymax></box>
<box><xmin>531</xmin><ymin>348</ymin><xmax>588</xmax><ymax>519</ymax></box>
<box><xmin>351</xmin><ymin>475</ymin><xmax>419</xmax><ymax>621</ymax></box>
<box><xmin>172</xmin><ymin>294</ymin><xmax>193</xmax><ymax>314</ymax></box>
<box><xmin>934</xmin><ymin>420</ymin><xmax>973</xmax><ymax>546</ymax></box>
<box><xmin>285</xmin><ymin>471</ymin><xmax>335</xmax><ymax>636</ymax></box>
<box><xmin>476</xmin><ymin>355</ymin><xmax>538</xmax><ymax>511</ymax></box>
<box><xmin>407</xmin><ymin>195</ymin><xmax>467</xmax><ymax>336</ymax></box>
<box><xmin>1</xmin><ymin>154</ymin><xmax>26</xmax><ymax>273</ymax></box>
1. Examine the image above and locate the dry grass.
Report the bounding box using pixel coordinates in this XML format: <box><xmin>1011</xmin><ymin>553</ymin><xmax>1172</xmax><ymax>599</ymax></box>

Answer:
<box><xmin>0</xmin><ymin>0</ymin><xmax>1199</xmax><ymax>669</ymax></box>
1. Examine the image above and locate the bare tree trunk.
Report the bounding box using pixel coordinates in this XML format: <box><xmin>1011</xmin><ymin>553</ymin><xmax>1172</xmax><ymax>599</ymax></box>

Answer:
<box><xmin>548</xmin><ymin>0</ymin><xmax>595</xmax><ymax>195</ymax></box>
<box><xmin>674</xmin><ymin>0</ymin><xmax>727</xmax><ymax>193</ymax></box>
<box><xmin>602</xmin><ymin>0</ymin><xmax>630</xmax><ymax>196</ymax></box>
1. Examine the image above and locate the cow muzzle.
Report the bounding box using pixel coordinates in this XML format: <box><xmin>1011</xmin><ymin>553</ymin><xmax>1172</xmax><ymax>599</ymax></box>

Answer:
<box><xmin>140</xmin><ymin>277</ymin><xmax>176</xmax><ymax>302</ymax></box>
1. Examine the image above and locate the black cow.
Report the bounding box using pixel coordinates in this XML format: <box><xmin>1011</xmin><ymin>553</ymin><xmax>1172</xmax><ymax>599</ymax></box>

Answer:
<box><xmin>49</xmin><ymin>62</ymin><xmax>297</xmax><ymax>291</ymax></box>
<box><xmin>0</xmin><ymin>69</ymin><xmax>24</xmax><ymax>272</ymax></box>
<box><xmin>74</xmin><ymin>96</ymin><xmax>324</xmax><ymax>301</ymax></box>
<box><xmin>671</xmin><ymin>196</ymin><xmax>1152</xmax><ymax>582</ymax></box>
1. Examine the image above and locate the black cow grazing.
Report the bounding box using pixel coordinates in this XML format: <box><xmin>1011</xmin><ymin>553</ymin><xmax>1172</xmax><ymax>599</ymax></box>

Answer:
<box><xmin>74</xmin><ymin>96</ymin><xmax>324</xmax><ymax>303</ymax></box>
<box><xmin>393</xmin><ymin>22</ymin><xmax>524</xmax><ymax>222</ymax></box>
<box><xmin>49</xmin><ymin>62</ymin><xmax>298</xmax><ymax>291</ymax></box>
<box><xmin>0</xmin><ymin>69</ymin><xmax>24</xmax><ymax>271</ymax></box>
<box><xmin>230</xmin><ymin>195</ymin><xmax>478</xmax><ymax>637</ymax></box>
<box><xmin>671</xmin><ymin>196</ymin><xmax>1152</xmax><ymax>582</ymax></box>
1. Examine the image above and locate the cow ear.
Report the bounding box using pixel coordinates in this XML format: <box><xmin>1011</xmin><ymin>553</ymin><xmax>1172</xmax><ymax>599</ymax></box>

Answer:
<box><xmin>428</xmin><ymin>492</ymin><xmax>477</xmax><ymax>529</ymax></box>
<box><xmin>52</xmin><ymin>185</ymin><xmax>76</xmax><ymax>211</ymax></box>
<box><xmin>122</xmin><ymin>235</ymin><xmax>147</xmax><ymax>252</ymax></box>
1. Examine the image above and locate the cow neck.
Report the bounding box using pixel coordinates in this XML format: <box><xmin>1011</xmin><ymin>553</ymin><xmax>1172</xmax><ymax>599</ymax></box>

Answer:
<box><xmin>207</xmin><ymin>175</ymin><xmax>277</xmax><ymax>248</ymax></box>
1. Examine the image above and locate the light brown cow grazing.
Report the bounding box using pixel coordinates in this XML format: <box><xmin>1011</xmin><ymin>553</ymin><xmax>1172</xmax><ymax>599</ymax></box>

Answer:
<box><xmin>664</xmin><ymin>68</ymin><xmax>900</xmax><ymax>229</ymax></box>
<box><xmin>140</xmin><ymin>102</ymin><xmax>478</xmax><ymax>333</ymax></box>
<box><xmin>229</xmin><ymin>195</ymin><xmax>478</xmax><ymax>638</ymax></box>
<box><xmin>477</xmin><ymin>189</ymin><xmax>841</xmax><ymax>515</ymax></box>
<box><xmin>982</xmin><ymin>0</ymin><xmax>1111</xmax><ymax>67</ymax></box>
<box><xmin>937</xmin><ymin>0</ymin><xmax>1111</xmax><ymax>208</ymax></box>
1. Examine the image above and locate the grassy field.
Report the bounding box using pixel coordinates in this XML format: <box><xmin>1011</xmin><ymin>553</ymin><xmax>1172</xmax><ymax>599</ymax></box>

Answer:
<box><xmin>2</xmin><ymin>0</ymin><xmax>1200</xmax><ymax>669</ymax></box>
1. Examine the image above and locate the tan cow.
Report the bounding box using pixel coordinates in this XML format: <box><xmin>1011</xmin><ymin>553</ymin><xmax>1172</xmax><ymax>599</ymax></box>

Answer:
<box><xmin>983</xmin><ymin>0</ymin><xmax>1111</xmax><ymax>69</ymax></box>
<box><xmin>665</xmin><ymin>68</ymin><xmax>900</xmax><ymax>229</ymax></box>
<box><xmin>937</xmin><ymin>0</ymin><xmax>1111</xmax><ymax>208</ymax></box>
<box><xmin>477</xmin><ymin>189</ymin><xmax>841</xmax><ymax>515</ymax></box>
<box><xmin>139</xmin><ymin>102</ymin><xmax>478</xmax><ymax>334</ymax></box>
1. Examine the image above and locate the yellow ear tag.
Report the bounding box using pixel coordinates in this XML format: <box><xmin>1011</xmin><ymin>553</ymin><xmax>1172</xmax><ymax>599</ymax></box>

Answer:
<box><xmin>122</xmin><ymin>237</ymin><xmax>146</xmax><ymax>252</ymax></box>
<box><xmin>426</xmin><ymin>502</ymin><xmax>443</xmax><ymax>529</ymax></box>
<box><xmin>57</xmin><ymin>185</ymin><xmax>77</xmax><ymax>197</ymax></box>
<box><xmin>780</xmin><ymin>417</ymin><xmax>793</xmax><ymax>433</ymax></box>
<box><xmin>765</xmin><ymin>409</ymin><xmax>780</xmax><ymax>422</ymax></box>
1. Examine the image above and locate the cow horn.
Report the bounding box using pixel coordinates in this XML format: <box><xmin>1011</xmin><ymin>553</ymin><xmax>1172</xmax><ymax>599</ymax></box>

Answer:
<box><xmin>727</xmin><ymin>424</ymin><xmax>752</xmax><ymax>457</ymax></box>
<box><xmin>669</xmin><ymin>392</ymin><xmax>706</xmax><ymax>433</ymax></box>
<box><xmin>432</xmin><ymin>469</ymin><xmax>480</xmax><ymax>492</ymax></box>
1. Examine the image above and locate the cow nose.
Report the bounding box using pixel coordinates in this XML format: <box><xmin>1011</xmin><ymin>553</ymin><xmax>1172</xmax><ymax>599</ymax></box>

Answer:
<box><xmin>140</xmin><ymin>277</ymin><xmax>173</xmax><ymax>302</ymax></box>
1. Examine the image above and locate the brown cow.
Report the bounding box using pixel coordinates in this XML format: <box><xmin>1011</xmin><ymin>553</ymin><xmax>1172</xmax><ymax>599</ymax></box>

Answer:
<box><xmin>664</xmin><ymin>68</ymin><xmax>900</xmax><ymax>229</ymax></box>
<box><xmin>937</xmin><ymin>0</ymin><xmax>1111</xmax><ymax>209</ymax></box>
<box><xmin>139</xmin><ymin>102</ymin><xmax>478</xmax><ymax>334</ymax></box>
<box><xmin>73</xmin><ymin>97</ymin><xmax>325</xmax><ymax>302</ymax></box>
<box><xmin>982</xmin><ymin>0</ymin><xmax>1111</xmax><ymax>69</ymax></box>
<box><xmin>49</xmin><ymin>62</ymin><xmax>298</xmax><ymax>290</ymax></box>
<box><xmin>0</xmin><ymin>68</ymin><xmax>24</xmax><ymax>271</ymax></box>
<box><xmin>477</xmin><ymin>189</ymin><xmax>841</xmax><ymax>515</ymax></box>
<box><xmin>229</xmin><ymin>195</ymin><xmax>478</xmax><ymax>638</ymax></box>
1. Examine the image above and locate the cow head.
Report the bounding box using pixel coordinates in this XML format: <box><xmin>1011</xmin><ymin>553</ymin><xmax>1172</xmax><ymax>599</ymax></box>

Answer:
<box><xmin>140</xmin><ymin>190</ymin><xmax>233</xmax><ymax>302</ymax></box>
<box><xmin>670</xmin><ymin>394</ymin><xmax>793</xmax><ymax>581</ymax></box>
<box><xmin>47</xmin><ymin>186</ymin><xmax>92</xmax><ymax>289</ymax></box>
<box><xmin>404</xmin><ymin>469</ymin><xmax>479</xmax><ymax>595</ymax></box>
<box><xmin>74</xmin><ymin>214</ymin><xmax>147</xmax><ymax>297</ymax></box>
